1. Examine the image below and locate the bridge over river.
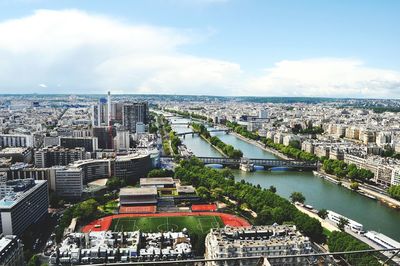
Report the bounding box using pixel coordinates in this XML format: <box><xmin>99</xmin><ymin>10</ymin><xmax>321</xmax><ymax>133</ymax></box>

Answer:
<box><xmin>176</xmin><ymin>129</ymin><xmax>230</xmax><ymax>137</ymax></box>
<box><xmin>161</xmin><ymin>156</ymin><xmax>318</xmax><ymax>170</ymax></box>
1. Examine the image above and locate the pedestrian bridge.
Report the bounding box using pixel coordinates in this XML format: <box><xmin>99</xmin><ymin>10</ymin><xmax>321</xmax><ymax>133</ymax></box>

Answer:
<box><xmin>161</xmin><ymin>156</ymin><xmax>318</xmax><ymax>170</ymax></box>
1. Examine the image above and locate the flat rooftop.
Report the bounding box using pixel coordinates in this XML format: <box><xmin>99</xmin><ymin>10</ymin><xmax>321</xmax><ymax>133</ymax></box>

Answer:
<box><xmin>120</xmin><ymin>187</ymin><xmax>157</xmax><ymax>196</ymax></box>
<box><xmin>176</xmin><ymin>185</ymin><xmax>196</xmax><ymax>194</ymax></box>
<box><xmin>0</xmin><ymin>147</ymin><xmax>28</xmax><ymax>154</ymax></box>
<box><xmin>0</xmin><ymin>180</ymin><xmax>47</xmax><ymax>209</ymax></box>
<box><xmin>140</xmin><ymin>177</ymin><xmax>174</xmax><ymax>186</ymax></box>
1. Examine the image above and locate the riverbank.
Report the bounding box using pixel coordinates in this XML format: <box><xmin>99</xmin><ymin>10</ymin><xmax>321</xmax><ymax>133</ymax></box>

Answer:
<box><xmin>229</xmin><ymin>128</ymin><xmax>400</xmax><ymax>210</ymax></box>
<box><xmin>230</xmin><ymin>131</ymin><xmax>291</xmax><ymax>160</ymax></box>
<box><xmin>315</xmin><ymin>170</ymin><xmax>400</xmax><ymax>209</ymax></box>
<box><xmin>199</xmin><ymin>134</ymin><xmax>228</xmax><ymax>158</ymax></box>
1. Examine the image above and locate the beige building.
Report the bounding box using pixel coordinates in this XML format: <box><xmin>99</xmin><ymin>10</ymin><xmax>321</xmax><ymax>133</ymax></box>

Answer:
<box><xmin>205</xmin><ymin>225</ymin><xmax>312</xmax><ymax>266</ymax></box>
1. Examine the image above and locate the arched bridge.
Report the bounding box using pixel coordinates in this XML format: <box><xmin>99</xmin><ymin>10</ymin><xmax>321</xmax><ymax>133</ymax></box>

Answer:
<box><xmin>161</xmin><ymin>156</ymin><xmax>318</xmax><ymax>170</ymax></box>
<box><xmin>176</xmin><ymin>129</ymin><xmax>230</xmax><ymax>136</ymax></box>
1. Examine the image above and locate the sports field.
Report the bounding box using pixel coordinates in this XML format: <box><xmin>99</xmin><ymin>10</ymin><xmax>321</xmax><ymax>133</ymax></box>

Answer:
<box><xmin>109</xmin><ymin>215</ymin><xmax>224</xmax><ymax>234</ymax></box>
<box><xmin>109</xmin><ymin>215</ymin><xmax>225</xmax><ymax>255</ymax></box>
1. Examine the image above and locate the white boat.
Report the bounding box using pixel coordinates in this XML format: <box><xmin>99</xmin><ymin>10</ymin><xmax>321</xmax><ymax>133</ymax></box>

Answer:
<box><xmin>365</xmin><ymin>231</ymin><xmax>400</xmax><ymax>249</ymax></box>
<box><xmin>327</xmin><ymin>210</ymin><xmax>364</xmax><ymax>233</ymax></box>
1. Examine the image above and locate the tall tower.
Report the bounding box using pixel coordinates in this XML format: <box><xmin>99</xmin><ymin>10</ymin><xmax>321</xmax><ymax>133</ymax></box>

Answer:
<box><xmin>107</xmin><ymin>91</ymin><xmax>112</xmax><ymax>126</ymax></box>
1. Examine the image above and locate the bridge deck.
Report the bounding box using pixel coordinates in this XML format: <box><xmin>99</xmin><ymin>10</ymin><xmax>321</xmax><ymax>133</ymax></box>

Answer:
<box><xmin>161</xmin><ymin>156</ymin><xmax>318</xmax><ymax>169</ymax></box>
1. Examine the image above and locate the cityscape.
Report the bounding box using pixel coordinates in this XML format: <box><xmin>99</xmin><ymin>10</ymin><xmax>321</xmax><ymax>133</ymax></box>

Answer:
<box><xmin>0</xmin><ymin>1</ymin><xmax>400</xmax><ymax>266</ymax></box>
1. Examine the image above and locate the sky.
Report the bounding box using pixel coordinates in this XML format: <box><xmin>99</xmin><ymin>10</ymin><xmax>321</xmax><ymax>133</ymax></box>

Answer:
<box><xmin>0</xmin><ymin>0</ymin><xmax>399</xmax><ymax>98</ymax></box>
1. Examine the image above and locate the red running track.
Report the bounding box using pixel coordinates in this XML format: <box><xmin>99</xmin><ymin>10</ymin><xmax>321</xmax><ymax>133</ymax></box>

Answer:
<box><xmin>81</xmin><ymin>212</ymin><xmax>250</xmax><ymax>233</ymax></box>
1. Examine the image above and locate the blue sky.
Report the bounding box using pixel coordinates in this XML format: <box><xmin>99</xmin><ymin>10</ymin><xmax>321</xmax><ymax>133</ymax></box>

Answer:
<box><xmin>0</xmin><ymin>0</ymin><xmax>399</xmax><ymax>97</ymax></box>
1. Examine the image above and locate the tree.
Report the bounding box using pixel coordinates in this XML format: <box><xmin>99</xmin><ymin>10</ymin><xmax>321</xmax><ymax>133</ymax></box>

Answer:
<box><xmin>290</xmin><ymin>192</ymin><xmax>305</xmax><ymax>203</ymax></box>
<box><xmin>337</xmin><ymin>217</ymin><xmax>349</xmax><ymax>231</ymax></box>
<box><xmin>317</xmin><ymin>209</ymin><xmax>328</xmax><ymax>219</ymax></box>
<box><xmin>27</xmin><ymin>255</ymin><xmax>40</xmax><ymax>266</ymax></box>
<box><xmin>148</xmin><ymin>169</ymin><xmax>174</xmax><ymax>177</ymax></box>
<box><xmin>328</xmin><ymin>231</ymin><xmax>380</xmax><ymax>265</ymax></box>
<box><xmin>350</xmin><ymin>181</ymin><xmax>359</xmax><ymax>191</ymax></box>
<box><xmin>268</xmin><ymin>185</ymin><xmax>277</xmax><ymax>193</ymax></box>
<box><xmin>196</xmin><ymin>186</ymin><xmax>211</xmax><ymax>200</ymax></box>
<box><xmin>106</xmin><ymin>176</ymin><xmax>125</xmax><ymax>191</ymax></box>
<box><xmin>73</xmin><ymin>199</ymin><xmax>99</xmax><ymax>222</ymax></box>
<box><xmin>388</xmin><ymin>185</ymin><xmax>400</xmax><ymax>200</ymax></box>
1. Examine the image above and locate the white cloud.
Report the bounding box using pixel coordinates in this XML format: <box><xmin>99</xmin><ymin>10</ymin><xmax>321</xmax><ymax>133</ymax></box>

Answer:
<box><xmin>245</xmin><ymin>58</ymin><xmax>400</xmax><ymax>98</ymax></box>
<box><xmin>0</xmin><ymin>10</ymin><xmax>399</xmax><ymax>98</ymax></box>
<box><xmin>0</xmin><ymin>9</ymin><xmax>241</xmax><ymax>94</ymax></box>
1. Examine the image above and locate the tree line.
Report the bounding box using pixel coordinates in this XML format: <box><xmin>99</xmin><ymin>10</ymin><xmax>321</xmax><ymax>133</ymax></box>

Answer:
<box><xmin>192</xmin><ymin>123</ymin><xmax>243</xmax><ymax>158</ymax></box>
<box><xmin>322</xmin><ymin>159</ymin><xmax>374</xmax><ymax>181</ymax></box>
<box><xmin>225</xmin><ymin>121</ymin><xmax>375</xmax><ymax>182</ymax></box>
<box><xmin>164</xmin><ymin>108</ymin><xmax>212</xmax><ymax>122</ymax></box>
<box><xmin>388</xmin><ymin>185</ymin><xmax>400</xmax><ymax>200</ymax></box>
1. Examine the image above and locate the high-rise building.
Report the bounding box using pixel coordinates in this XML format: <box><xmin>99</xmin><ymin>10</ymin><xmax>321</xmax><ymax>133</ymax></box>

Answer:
<box><xmin>92</xmin><ymin>126</ymin><xmax>116</xmax><ymax>150</ymax></box>
<box><xmin>92</xmin><ymin>98</ymin><xmax>108</xmax><ymax>126</ymax></box>
<box><xmin>122</xmin><ymin>102</ymin><xmax>149</xmax><ymax>133</ymax></box>
<box><xmin>0</xmin><ymin>179</ymin><xmax>48</xmax><ymax>236</ymax></box>
<box><xmin>114</xmin><ymin>129</ymin><xmax>130</xmax><ymax>150</ymax></box>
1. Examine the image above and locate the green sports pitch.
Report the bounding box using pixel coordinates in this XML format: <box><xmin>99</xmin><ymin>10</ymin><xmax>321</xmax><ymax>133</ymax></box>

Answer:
<box><xmin>109</xmin><ymin>215</ymin><xmax>224</xmax><ymax>234</ymax></box>
<box><xmin>109</xmin><ymin>215</ymin><xmax>225</xmax><ymax>255</ymax></box>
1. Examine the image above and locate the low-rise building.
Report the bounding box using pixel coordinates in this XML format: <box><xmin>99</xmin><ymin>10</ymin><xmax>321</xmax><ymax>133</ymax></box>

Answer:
<box><xmin>119</xmin><ymin>187</ymin><xmax>157</xmax><ymax>206</ymax></box>
<box><xmin>0</xmin><ymin>234</ymin><xmax>24</xmax><ymax>266</ymax></box>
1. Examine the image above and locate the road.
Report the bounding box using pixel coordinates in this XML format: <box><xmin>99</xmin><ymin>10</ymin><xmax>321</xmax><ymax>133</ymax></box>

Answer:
<box><xmin>294</xmin><ymin>204</ymin><xmax>339</xmax><ymax>232</ymax></box>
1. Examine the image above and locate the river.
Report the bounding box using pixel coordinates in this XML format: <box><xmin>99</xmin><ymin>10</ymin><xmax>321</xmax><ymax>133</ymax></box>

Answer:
<box><xmin>170</xmin><ymin>117</ymin><xmax>400</xmax><ymax>241</ymax></box>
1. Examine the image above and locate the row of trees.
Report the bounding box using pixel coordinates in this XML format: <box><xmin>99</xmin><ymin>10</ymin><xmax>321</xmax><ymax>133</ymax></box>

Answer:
<box><xmin>175</xmin><ymin>158</ymin><xmax>324</xmax><ymax>242</ymax></box>
<box><xmin>328</xmin><ymin>231</ymin><xmax>380</xmax><ymax>265</ymax></box>
<box><xmin>164</xmin><ymin>108</ymin><xmax>211</xmax><ymax>122</ymax></box>
<box><xmin>322</xmin><ymin>159</ymin><xmax>374</xmax><ymax>181</ymax></box>
<box><xmin>226</xmin><ymin>120</ymin><xmax>376</xmax><ymax>184</ymax></box>
<box><xmin>156</xmin><ymin>114</ymin><xmax>171</xmax><ymax>156</ymax></box>
<box><xmin>225</xmin><ymin>121</ymin><xmax>319</xmax><ymax>162</ymax></box>
<box><xmin>192</xmin><ymin>123</ymin><xmax>243</xmax><ymax>158</ymax></box>
<box><xmin>147</xmin><ymin>168</ymin><xmax>175</xmax><ymax>177</ymax></box>
<box><xmin>388</xmin><ymin>185</ymin><xmax>400</xmax><ymax>200</ymax></box>
<box><xmin>262</xmin><ymin>138</ymin><xmax>319</xmax><ymax>162</ymax></box>
<box><xmin>169</xmin><ymin>131</ymin><xmax>182</xmax><ymax>155</ymax></box>
<box><xmin>226</xmin><ymin>121</ymin><xmax>259</xmax><ymax>140</ymax></box>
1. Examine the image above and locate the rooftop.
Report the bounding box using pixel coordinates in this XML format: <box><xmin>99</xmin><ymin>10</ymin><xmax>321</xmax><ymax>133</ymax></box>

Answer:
<box><xmin>119</xmin><ymin>187</ymin><xmax>157</xmax><ymax>196</ymax></box>
<box><xmin>0</xmin><ymin>147</ymin><xmax>29</xmax><ymax>154</ymax></box>
<box><xmin>0</xmin><ymin>179</ymin><xmax>47</xmax><ymax>209</ymax></box>
<box><xmin>140</xmin><ymin>177</ymin><xmax>174</xmax><ymax>186</ymax></box>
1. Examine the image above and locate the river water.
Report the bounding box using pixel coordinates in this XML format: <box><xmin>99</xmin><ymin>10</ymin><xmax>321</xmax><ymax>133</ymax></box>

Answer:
<box><xmin>170</xmin><ymin>117</ymin><xmax>400</xmax><ymax>241</ymax></box>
